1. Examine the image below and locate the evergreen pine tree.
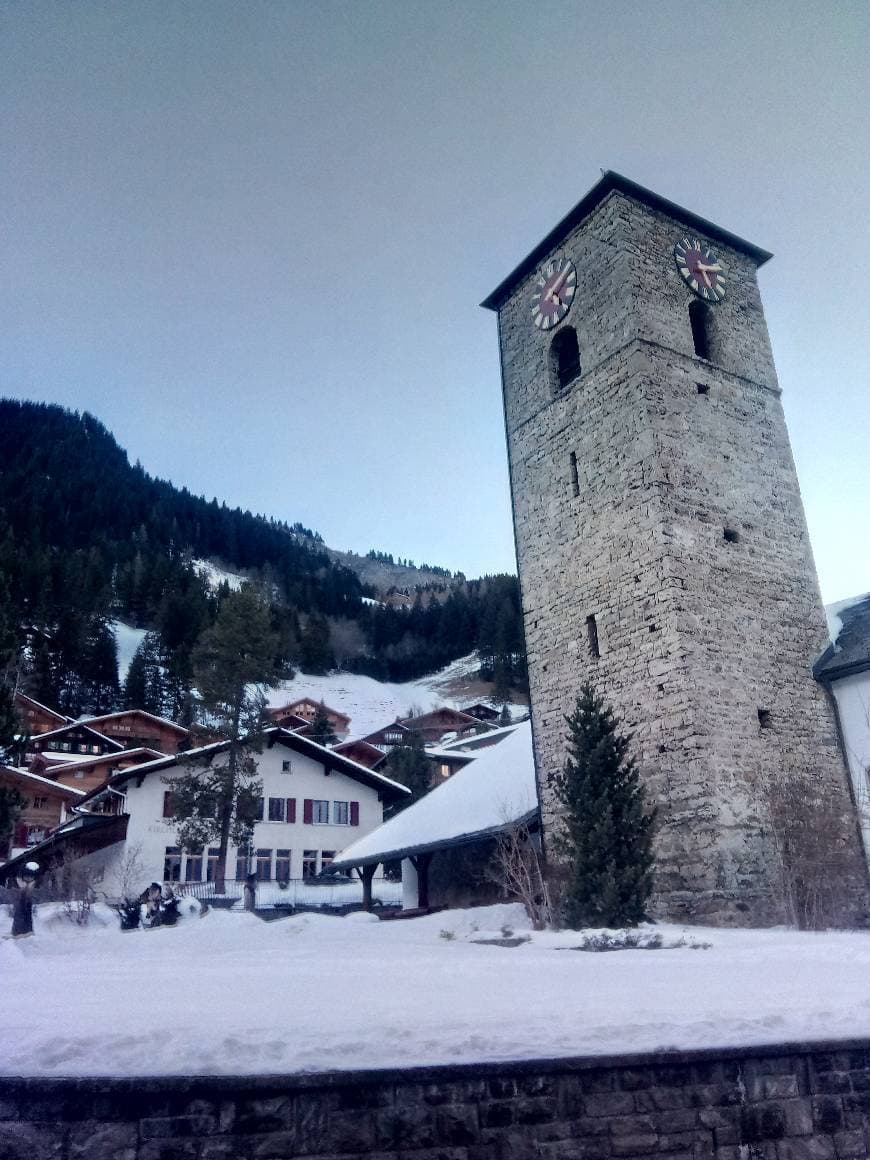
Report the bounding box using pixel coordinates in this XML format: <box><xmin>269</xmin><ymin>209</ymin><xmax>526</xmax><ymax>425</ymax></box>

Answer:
<box><xmin>167</xmin><ymin>586</ymin><xmax>285</xmax><ymax>892</ymax></box>
<box><xmin>308</xmin><ymin>702</ymin><xmax>337</xmax><ymax>747</ymax></box>
<box><xmin>551</xmin><ymin>684</ymin><xmax>656</xmax><ymax>928</ymax></box>
<box><xmin>498</xmin><ymin>703</ymin><xmax>511</xmax><ymax>728</ymax></box>
<box><xmin>124</xmin><ymin>631</ymin><xmax>165</xmax><ymax>714</ymax></box>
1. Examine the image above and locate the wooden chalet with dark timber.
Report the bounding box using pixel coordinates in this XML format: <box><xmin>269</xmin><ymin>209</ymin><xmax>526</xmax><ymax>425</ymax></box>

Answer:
<box><xmin>26</xmin><ymin>722</ymin><xmax>124</xmax><ymax>764</ymax></box>
<box><xmin>460</xmin><ymin>703</ymin><xmax>501</xmax><ymax>723</ymax></box>
<box><xmin>38</xmin><ymin>747</ymin><xmax>165</xmax><ymax>795</ymax></box>
<box><xmin>359</xmin><ymin>720</ymin><xmax>415</xmax><ymax>752</ymax></box>
<box><xmin>13</xmin><ymin>692</ymin><xmax>70</xmax><ymax>736</ymax></box>
<box><xmin>397</xmin><ymin>707</ymin><xmax>487</xmax><ymax>746</ymax></box>
<box><xmin>80</xmin><ymin>710</ymin><xmax>189</xmax><ymax>754</ymax></box>
<box><xmin>264</xmin><ymin>707</ymin><xmax>309</xmax><ymax>732</ymax></box>
<box><xmin>268</xmin><ymin>698</ymin><xmax>351</xmax><ymax>739</ymax></box>
<box><xmin>0</xmin><ymin>764</ymin><xmax>85</xmax><ymax>859</ymax></box>
<box><xmin>332</xmin><ymin>739</ymin><xmax>388</xmax><ymax>771</ymax></box>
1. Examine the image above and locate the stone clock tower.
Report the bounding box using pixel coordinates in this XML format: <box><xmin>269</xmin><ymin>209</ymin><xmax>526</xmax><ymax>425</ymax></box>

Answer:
<box><xmin>482</xmin><ymin>171</ymin><xmax>868</xmax><ymax>925</ymax></box>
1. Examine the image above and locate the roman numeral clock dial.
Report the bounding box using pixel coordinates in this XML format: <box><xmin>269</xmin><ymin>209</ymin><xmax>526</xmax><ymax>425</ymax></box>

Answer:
<box><xmin>674</xmin><ymin>237</ymin><xmax>727</xmax><ymax>302</ymax></box>
<box><xmin>531</xmin><ymin>257</ymin><xmax>576</xmax><ymax>329</ymax></box>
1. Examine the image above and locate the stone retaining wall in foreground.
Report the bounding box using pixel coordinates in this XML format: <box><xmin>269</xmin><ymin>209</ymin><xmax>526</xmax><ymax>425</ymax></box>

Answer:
<box><xmin>2</xmin><ymin>1039</ymin><xmax>870</xmax><ymax>1160</ymax></box>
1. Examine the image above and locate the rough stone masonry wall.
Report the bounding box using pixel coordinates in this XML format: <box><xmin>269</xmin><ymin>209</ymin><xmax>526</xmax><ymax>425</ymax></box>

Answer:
<box><xmin>496</xmin><ymin>188</ymin><xmax>868</xmax><ymax>925</ymax></box>
<box><xmin>5</xmin><ymin>1040</ymin><xmax>870</xmax><ymax>1159</ymax></box>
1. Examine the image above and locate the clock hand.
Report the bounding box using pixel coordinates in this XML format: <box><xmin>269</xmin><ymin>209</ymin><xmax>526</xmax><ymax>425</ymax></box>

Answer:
<box><xmin>545</xmin><ymin>268</ymin><xmax>571</xmax><ymax>306</ymax></box>
<box><xmin>700</xmin><ymin>262</ymin><xmax>723</xmax><ymax>286</ymax></box>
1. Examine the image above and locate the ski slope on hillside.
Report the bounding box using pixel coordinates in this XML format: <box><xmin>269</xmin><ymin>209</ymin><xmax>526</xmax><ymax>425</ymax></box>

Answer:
<box><xmin>266</xmin><ymin>653</ymin><xmax>488</xmax><ymax>738</ymax></box>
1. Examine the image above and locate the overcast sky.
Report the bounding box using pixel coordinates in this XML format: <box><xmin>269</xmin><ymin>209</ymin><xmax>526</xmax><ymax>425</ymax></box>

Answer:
<box><xmin>2</xmin><ymin>2</ymin><xmax>868</xmax><ymax>601</ymax></box>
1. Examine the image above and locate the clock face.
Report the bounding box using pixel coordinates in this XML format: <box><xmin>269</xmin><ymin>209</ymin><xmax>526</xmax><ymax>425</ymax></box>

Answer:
<box><xmin>531</xmin><ymin>257</ymin><xmax>576</xmax><ymax>330</ymax></box>
<box><xmin>674</xmin><ymin>237</ymin><xmax>726</xmax><ymax>302</ymax></box>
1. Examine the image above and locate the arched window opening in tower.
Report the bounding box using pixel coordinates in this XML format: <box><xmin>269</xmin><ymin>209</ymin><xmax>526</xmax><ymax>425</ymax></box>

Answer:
<box><xmin>550</xmin><ymin>326</ymin><xmax>581</xmax><ymax>392</ymax></box>
<box><xmin>689</xmin><ymin>299</ymin><xmax>712</xmax><ymax>361</ymax></box>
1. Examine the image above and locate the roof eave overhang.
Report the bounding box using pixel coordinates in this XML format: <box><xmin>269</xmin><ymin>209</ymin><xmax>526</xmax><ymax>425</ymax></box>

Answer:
<box><xmin>330</xmin><ymin>807</ymin><xmax>541</xmax><ymax>871</ymax></box>
<box><xmin>814</xmin><ymin>655</ymin><xmax>870</xmax><ymax>684</ymax></box>
<box><xmin>480</xmin><ymin>170</ymin><xmax>773</xmax><ymax>312</ymax></box>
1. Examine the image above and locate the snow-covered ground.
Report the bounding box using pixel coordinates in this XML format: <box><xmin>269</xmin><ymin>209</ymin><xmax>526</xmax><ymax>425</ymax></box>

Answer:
<box><xmin>193</xmin><ymin>559</ymin><xmax>246</xmax><ymax>592</ymax></box>
<box><xmin>267</xmin><ymin>653</ymin><xmax>488</xmax><ymax>739</ymax></box>
<box><xmin>109</xmin><ymin>620</ymin><xmax>147</xmax><ymax>682</ymax></box>
<box><xmin>3</xmin><ymin>902</ymin><xmax>870</xmax><ymax>1077</ymax></box>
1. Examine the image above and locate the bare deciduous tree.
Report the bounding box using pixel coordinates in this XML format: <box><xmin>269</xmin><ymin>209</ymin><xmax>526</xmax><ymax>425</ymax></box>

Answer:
<box><xmin>761</xmin><ymin>773</ymin><xmax>860</xmax><ymax>929</ymax></box>
<box><xmin>486</xmin><ymin>822</ymin><xmax>553</xmax><ymax>930</ymax></box>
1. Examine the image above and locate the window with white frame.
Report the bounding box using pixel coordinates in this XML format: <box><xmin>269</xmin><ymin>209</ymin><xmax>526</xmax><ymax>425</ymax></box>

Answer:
<box><xmin>312</xmin><ymin>799</ymin><xmax>329</xmax><ymax>824</ymax></box>
<box><xmin>302</xmin><ymin>849</ymin><xmax>317</xmax><ymax>878</ymax></box>
<box><xmin>185</xmin><ymin>850</ymin><xmax>203</xmax><ymax>882</ymax></box>
<box><xmin>281</xmin><ymin>759</ymin><xmax>292</xmax><ymax>773</ymax></box>
<box><xmin>256</xmin><ymin>849</ymin><xmax>272</xmax><ymax>881</ymax></box>
<box><xmin>32</xmin><ymin>796</ymin><xmax>48</xmax><ymax>810</ymax></box>
<box><xmin>332</xmin><ymin>801</ymin><xmax>349</xmax><ymax>825</ymax></box>
<box><xmin>267</xmin><ymin>797</ymin><xmax>286</xmax><ymax>822</ymax></box>
<box><xmin>276</xmin><ymin>849</ymin><xmax>291</xmax><ymax>882</ymax></box>
<box><xmin>321</xmin><ymin>850</ymin><xmax>335</xmax><ymax>870</ymax></box>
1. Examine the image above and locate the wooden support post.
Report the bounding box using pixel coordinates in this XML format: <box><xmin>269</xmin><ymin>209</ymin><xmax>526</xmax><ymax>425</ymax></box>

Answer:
<box><xmin>361</xmin><ymin>863</ymin><xmax>376</xmax><ymax>911</ymax></box>
<box><xmin>412</xmin><ymin>852</ymin><xmax>433</xmax><ymax>910</ymax></box>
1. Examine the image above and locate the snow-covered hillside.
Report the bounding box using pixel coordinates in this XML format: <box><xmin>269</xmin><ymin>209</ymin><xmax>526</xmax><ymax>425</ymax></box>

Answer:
<box><xmin>267</xmin><ymin>653</ymin><xmax>522</xmax><ymax>739</ymax></box>
<box><xmin>109</xmin><ymin>621</ymin><xmax>147</xmax><ymax>682</ymax></box>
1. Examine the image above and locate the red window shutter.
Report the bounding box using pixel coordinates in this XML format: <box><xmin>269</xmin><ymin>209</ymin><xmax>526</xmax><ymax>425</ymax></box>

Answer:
<box><xmin>163</xmin><ymin>791</ymin><xmax>173</xmax><ymax>818</ymax></box>
<box><xmin>287</xmin><ymin>798</ymin><xmax>296</xmax><ymax>824</ymax></box>
<box><xmin>14</xmin><ymin>822</ymin><xmax>28</xmax><ymax>846</ymax></box>
<box><xmin>350</xmin><ymin>801</ymin><xmax>360</xmax><ymax>827</ymax></box>
<box><xmin>303</xmin><ymin>798</ymin><xmax>313</xmax><ymax>825</ymax></box>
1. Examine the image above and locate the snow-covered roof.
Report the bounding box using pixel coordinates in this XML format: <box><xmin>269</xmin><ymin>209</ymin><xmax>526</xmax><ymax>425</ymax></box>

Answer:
<box><xmin>440</xmin><ymin>722</ymin><xmax>519</xmax><ymax>751</ymax></box>
<box><xmin>77</xmin><ymin>726</ymin><xmax>411</xmax><ymax>806</ymax></box>
<box><xmin>0</xmin><ymin>765</ymin><xmax>86</xmax><ymax>796</ymax></box>
<box><xmin>331</xmin><ymin>720</ymin><xmax>539</xmax><ymax>868</ymax></box>
<box><xmin>13</xmin><ymin>691</ymin><xmax>70</xmax><ymax>723</ymax></box>
<box><xmin>31</xmin><ymin>722</ymin><xmax>125</xmax><ymax>750</ymax></box>
<box><xmin>79</xmin><ymin>709</ymin><xmax>188</xmax><ymax>735</ymax></box>
<box><xmin>816</xmin><ymin>593</ymin><xmax>870</xmax><ymax>682</ymax></box>
<box><xmin>46</xmin><ymin>747</ymin><xmax>165</xmax><ymax>774</ymax></box>
<box><xmin>825</xmin><ymin>593</ymin><xmax>870</xmax><ymax>650</ymax></box>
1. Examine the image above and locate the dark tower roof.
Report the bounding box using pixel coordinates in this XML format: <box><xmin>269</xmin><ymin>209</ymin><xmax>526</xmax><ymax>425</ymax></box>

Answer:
<box><xmin>481</xmin><ymin>170</ymin><xmax>773</xmax><ymax>312</ymax></box>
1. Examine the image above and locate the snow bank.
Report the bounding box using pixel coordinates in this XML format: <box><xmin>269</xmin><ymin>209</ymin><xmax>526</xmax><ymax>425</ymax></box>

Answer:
<box><xmin>4</xmin><ymin>902</ymin><xmax>870</xmax><ymax>1078</ymax></box>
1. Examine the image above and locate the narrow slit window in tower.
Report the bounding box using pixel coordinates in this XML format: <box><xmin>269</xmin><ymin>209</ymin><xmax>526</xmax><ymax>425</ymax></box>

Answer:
<box><xmin>723</xmin><ymin>527</ymin><xmax>739</xmax><ymax>544</ymax></box>
<box><xmin>758</xmin><ymin>708</ymin><xmax>772</xmax><ymax>730</ymax></box>
<box><xmin>696</xmin><ymin>382</ymin><xmax>710</xmax><ymax>395</ymax></box>
<box><xmin>569</xmin><ymin>451</ymin><xmax>580</xmax><ymax>497</ymax></box>
<box><xmin>586</xmin><ymin>614</ymin><xmax>599</xmax><ymax>658</ymax></box>
<box><xmin>689</xmin><ymin>299</ymin><xmax>712</xmax><ymax>361</ymax></box>
<box><xmin>551</xmin><ymin>326</ymin><xmax>581</xmax><ymax>391</ymax></box>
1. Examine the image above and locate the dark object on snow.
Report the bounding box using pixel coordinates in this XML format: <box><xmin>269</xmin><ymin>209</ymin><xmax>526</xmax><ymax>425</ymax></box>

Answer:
<box><xmin>140</xmin><ymin>882</ymin><xmax>164</xmax><ymax>928</ymax></box>
<box><xmin>244</xmin><ymin>873</ymin><xmax>256</xmax><ymax>911</ymax></box>
<box><xmin>116</xmin><ymin>899</ymin><xmax>141</xmax><ymax>931</ymax></box>
<box><xmin>11</xmin><ymin>861</ymin><xmax>39</xmax><ymax>937</ymax></box>
<box><xmin>160</xmin><ymin>891</ymin><xmax>180</xmax><ymax>926</ymax></box>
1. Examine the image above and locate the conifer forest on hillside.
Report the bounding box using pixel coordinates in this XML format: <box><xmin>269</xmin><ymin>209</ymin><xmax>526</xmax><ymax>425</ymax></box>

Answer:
<box><xmin>0</xmin><ymin>400</ymin><xmax>527</xmax><ymax>721</ymax></box>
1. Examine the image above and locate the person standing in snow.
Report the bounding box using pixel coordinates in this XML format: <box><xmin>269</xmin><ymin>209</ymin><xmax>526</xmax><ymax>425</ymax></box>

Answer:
<box><xmin>11</xmin><ymin>860</ymin><xmax>39</xmax><ymax>937</ymax></box>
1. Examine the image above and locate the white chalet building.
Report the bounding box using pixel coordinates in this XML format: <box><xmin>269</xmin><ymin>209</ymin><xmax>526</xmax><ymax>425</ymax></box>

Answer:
<box><xmin>42</xmin><ymin>727</ymin><xmax>410</xmax><ymax>899</ymax></box>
